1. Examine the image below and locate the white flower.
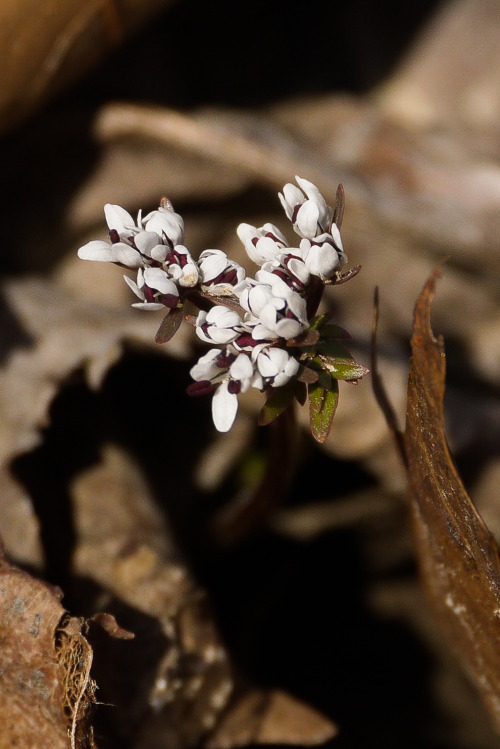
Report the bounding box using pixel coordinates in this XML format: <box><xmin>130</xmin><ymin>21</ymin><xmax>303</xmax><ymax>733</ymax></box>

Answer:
<box><xmin>237</xmin><ymin>223</ymin><xmax>288</xmax><ymax>265</ymax></box>
<box><xmin>195</xmin><ymin>306</ymin><xmax>244</xmax><ymax>344</ymax></box>
<box><xmin>198</xmin><ymin>249</ymin><xmax>246</xmax><ymax>295</ymax></box>
<box><xmin>189</xmin><ymin>348</ymin><xmax>223</xmax><ymax>382</ymax></box>
<box><xmin>189</xmin><ymin>347</ymin><xmax>257</xmax><ymax>433</ymax></box>
<box><xmin>254</xmin><ymin>346</ymin><xmax>300</xmax><ymax>387</ymax></box>
<box><xmin>300</xmin><ymin>225</ymin><xmax>347</xmax><ymax>280</ymax></box>
<box><xmin>123</xmin><ymin>267</ymin><xmax>179</xmax><ymax>310</ymax></box>
<box><xmin>279</xmin><ymin>176</ymin><xmax>331</xmax><ymax>239</ymax></box>
<box><xmin>238</xmin><ymin>277</ymin><xmax>308</xmax><ymax>341</ymax></box>
<box><xmin>163</xmin><ymin>245</ymin><xmax>199</xmax><ymax>287</ymax></box>
<box><xmin>77</xmin><ymin>239</ymin><xmax>143</xmax><ymax>268</ymax></box>
<box><xmin>142</xmin><ymin>206</ymin><xmax>184</xmax><ymax>247</ymax></box>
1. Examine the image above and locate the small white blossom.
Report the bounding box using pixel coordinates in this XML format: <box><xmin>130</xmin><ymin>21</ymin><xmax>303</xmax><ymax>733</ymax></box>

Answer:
<box><xmin>279</xmin><ymin>176</ymin><xmax>331</xmax><ymax>239</ymax></box>
<box><xmin>198</xmin><ymin>249</ymin><xmax>246</xmax><ymax>295</ymax></box>
<box><xmin>237</xmin><ymin>223</ymin><xmax>288</xmax><ymax>265</ymax></box>
<box><xmin>163</xmin><ymin>245</ymin><xmax>199</xmax><ymax>287</ymax></box>
<box><xmin>238</xmin><ymin>277</ymin><xmax>308</xmax><ymax>341</ymax></box>
<box><xmin>189</xmin><ymin>347</ymin><xmax>258</xmax><ymax>433</ymax></box>
<box><xmin>142</xmin><ymin>206</ymin><xmax>184</xmax><ymax>247</ymax></box>
<box><xmin>300</xmin><ymin>225</ymin><xmax>347</xmax><ymax>280</ymax></box>
<box><xmin>254</xmin><ymin>346</ymin><xmax>300</xmax><ymax>387</ymax></box>
<box><xmin>195</xmin><ymin>306</ymin><xmax>244</xmax><ymax>344</ymax></box>
<box><xmin>123</xmin><ymin>267</ymin><xmax>179</xmax><ymax>310</ymax></box>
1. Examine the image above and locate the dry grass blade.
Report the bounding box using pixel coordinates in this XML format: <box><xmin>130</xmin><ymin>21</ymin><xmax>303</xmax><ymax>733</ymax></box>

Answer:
<box><xmin>404</xmin><ymin>261</ymin><xmax>500</xmax><ymax>733</ymax></box>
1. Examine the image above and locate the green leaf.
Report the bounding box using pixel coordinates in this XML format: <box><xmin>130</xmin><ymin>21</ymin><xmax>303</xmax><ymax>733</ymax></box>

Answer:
<box><xmin>317</xmin><ymin>338</ymin><xmax>351</xmax><ymax>358</ymax></box>
<box><xmin>318</xmin><ymin>354</ymin><xmax>369</xmax><ymax>382</ymax></box>
<box><xmin>296</xmin><ymin>366</ymin><xmax>319</xmax><ymax>384</ymax></box>
<box><xmin>308</xmin><ymin>378</ymin><xmax>339</xmax><ymax>443</ymax></box>
<box><xmin>293</xmin><ymin>380</ymin><xmax>307</xmax><ymax>406</ymax></box>
<box><xmin>309</xmin><ymin>313</ymin><xmax>329</xmax><ymax>331</ymax></box>
<box><xmin>286</xmin><ymin>329</ymin><xmax>319</xmax><ymax>347</ymax></box>
<box><xmin>258</xmin><ymin>385</ymin><xmax>295</xmax><ymax>426</ymax></box>
<box><xmin>320</xmin><ymin>324</ymin><xmax>352</xmax><ymax>340</ymax></box>
<box><xmin>155</xmin><ymin>307</ymin><xmax>183</xmax><ymax>343</ymax></box>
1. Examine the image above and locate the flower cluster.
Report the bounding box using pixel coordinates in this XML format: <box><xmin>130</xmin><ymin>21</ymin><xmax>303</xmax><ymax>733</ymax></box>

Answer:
<box><xmin>78</xmin><ymin>176</ymin><xmax>367</xmax><ymax>441</ymax></box>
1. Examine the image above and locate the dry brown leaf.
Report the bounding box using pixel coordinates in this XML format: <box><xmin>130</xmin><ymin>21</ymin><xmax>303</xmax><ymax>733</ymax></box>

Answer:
<box><xmin>206</xmin><ymin>689</ymin><xmax>337</xmax><ymax>749</ymax></box>
<box><xmin>404</xmin><ymin>263</ymin><xmax>500</xmax><ymax>733</ymax></box>
<box><xmin>0</xmin><ymin>544</ymin><xmax>96</xmax><ymax>748</ymax></box>
<box><xmin>0</xmin><ymin>0</ymin><xmax>174</xmax><ymax>134</ymax></box>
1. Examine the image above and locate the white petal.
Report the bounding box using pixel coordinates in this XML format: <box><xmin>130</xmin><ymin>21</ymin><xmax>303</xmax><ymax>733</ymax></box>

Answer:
<box><xmin>123</xmin><ymin>273</ymin><xmax>145</xmax><ymax>300</ymax></box>
<box><xmin>257</xmin><ymin>351</ymin><xmax>280</xmax><ymax>378</ymax></box>
<box><xmin>295</xmin><ymin>177</ymin><xmax>329</xmax><ymax>224</ymax></box>
<box><xmin>281</xmin><ymin>183</ymin><xmax>304</xmax><ymax>213</ymax></box>
<box><xmin>306</xmin><ymin>245</ymin><xmax>338</xmax><ymax>279</ymax></box>
<box><xmin>104</xmin><ymin>204</ymin><xmax>136</xmax><ymax>233</ymax></box>
<box><xmin>134</xmin><ymin>231</ymin><xmax>161</xmax><ymax>255</ymax></box>
<box><xmin>230</xmin><ymin>353</ymin><xmax>254</xmax><ymax>381</ymax></box>
<box><xmin>275</xmin><ymin>318</ymin><xmax>304</xmax><ymax>339</ymax></box>
<box><xmin>150</xmin><ymin>244</ymin><xmax>169</xmax><ymax>262</ymax></box>
<box><xmin>190</xmin><ymin>349</ymin><xmax>220</xmax><ymax>381</ymax></box>
<box><xmin>143</xmin><ymin>267</ymin><xmax>178</xmax><ymax>295</ymax></box>
<box><xmin>178</xmin><ymin>263</ymin><xmax>199</xmax><ymax>288</ymax></box>
<box><xmin>110</xmin><ymin>243</ymin><xmax>143</xmax><ymax>268</ymax></box>
<box><xmin>78</xmin><ymin>240</ymin><xmax>115</xmax><ymax>262</ymax></box>
<box><xmin>330</xmin><ymin>224</ymin><xmax>344</xmax><ymax>251</ymax></box>
<box><xmin>252</xmin><ymin>323</ymin><xmax>277</xmax><ymax>341</ymax></box>
<box><xmin>247</xmin><ymin>284</ymin><xmax>274</xmax><ymax>314</ymax></box>
<box><xmin>145</xmin><ymin>209</ymin><xmax>184</xmax><ymax>243</ymax></box>
<box><xmin>212</xmin><ymin>383</ymin><xmax>238</xmax><ymax>432</ymax></box>
<box><xmin>200</xmin><ymin>252</ymin><xmax>227</xmax><ymax>282</ymax></box>
<box><xmin>131</xmin><ymin>302</ymin><xmax>165</xmax><ymax>310</ymax></box>
<box><xmin>295</xmin><ymin>201</ymin><xmax>320</xmax><ymax>238</ymax></box>
<box><xmin>288</xmin><ymin>257</ymin><xmax>310</xmax><ymax>283</ymax></box>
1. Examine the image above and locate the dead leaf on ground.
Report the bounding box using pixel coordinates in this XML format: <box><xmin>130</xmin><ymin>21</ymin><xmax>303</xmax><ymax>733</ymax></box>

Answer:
<box><xmin>0</xmin><ymin>0</ymin><xmax>174</xmax><ymax>135</ymax></box>
<box><xmin>0</xmin><ymin>543</ymin><xmax>96</xmax><ymax>749</ymax></box>
<box><xmin>404</xmin><ymin>263</ymin><xmax>500</xmax><ymax>732</ymax></box>
<box><xmin>206</xmin><ymin>689</ymin><xmax>337</xmax><ymax>749</ymax></box>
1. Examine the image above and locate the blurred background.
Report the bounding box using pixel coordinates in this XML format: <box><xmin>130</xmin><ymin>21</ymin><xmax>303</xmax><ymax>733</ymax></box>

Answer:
<box><xmin>1</xmin><ymin>0</ymin><xmax>500</xmax><ymax>747</ymax></box>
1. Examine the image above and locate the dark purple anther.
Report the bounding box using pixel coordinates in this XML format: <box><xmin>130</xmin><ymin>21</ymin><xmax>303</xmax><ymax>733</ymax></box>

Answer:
<box><xmin>186</xmin><ymin>380</ymin><xmax>214</xmax><ymax>396</ymax></box>
<box><xmin>223</xmin><ymin>269</ymin><xmax>237</xmax><ymax>286</ymax></box>
<box><xmin>161</xmin><ymin>294</ymin><xmax>179</xmax><ymax>309</ymax></box>
<box><xmin>228</xmin><ymin>381</ymin><xmax>241</xmax><ymax>395</ymax></box>
<box><xmin>109</xmin><ymin>229</ymin><xmax>120</xmax><ymax>244</ymax></box>
<box><xmin>144</xmin><ymin>286</ymin><xmax>156</xmax><ymax>303</ymax></box>
<box><xmin>217</xmin><ymin>351</ymin><xmax>236</xmax><ymax>368</ymax></box>
<box><xmin>236</xmin><ymin>334</ymin><xmax>258</xmax><ymax>348</ymax></box>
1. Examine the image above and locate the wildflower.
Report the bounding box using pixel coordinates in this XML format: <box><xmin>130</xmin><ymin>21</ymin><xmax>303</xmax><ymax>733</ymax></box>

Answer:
<box><xmin>198</xmin><ymin>249</ymin><xmax>246</xmax><ymax>295</ymax></box>
<box><xmin>253</xmin><ymin>345</ymin><xmax>300</xmax><ymax>387</ymax></box>
<box><xmin>195</xmin><ymin>306</ymin><xmax>244</xmax><ymax>344</ymax></box>
<box><xmin>237</xmin><ymin>222</ymin><xmax>288</xmax><ymax>265</ymax></box>
<box><xmin>299</xmin><ymin>227</ymin><xmax>347</xmax><ymax>280</ymax></box>
<box><xmin>123</xmin><ymin>267</ymin><xmax>179</xmax><ymax>310</ymax></box>
<box><xmin>279</xmin><ymin>176</ymin><xmax>331</xmax><ymax>239</ymax></box>
<box><xmin>188</xmin><ymin>347</ymin><xmax>257</xmax><ymax>432</ymax></box>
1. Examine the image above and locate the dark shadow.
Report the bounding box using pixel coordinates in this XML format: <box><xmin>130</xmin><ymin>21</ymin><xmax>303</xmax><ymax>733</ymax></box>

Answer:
<box><xmin>0</xmin><ymin>289</ymin><xmax>34</xmax><ymax>364</ymax></box>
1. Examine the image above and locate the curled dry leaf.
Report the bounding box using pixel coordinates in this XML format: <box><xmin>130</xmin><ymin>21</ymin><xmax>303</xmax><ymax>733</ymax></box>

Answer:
<box><xmin>404</xmin><ymin>263</ymin><xmax>500</xmax><ymax>732</ymax></box>
<box><xmin>0</xmin><ymin>0</ymin><xmax>174</xmax><ymax>134</ymax></box>
<box><xmin>0</xmin><ymin>545</ymin><xmax>96</xmax><ymax>749</ymax></box>
<box><xmin>206</xmin><ymin>689</ymin><xmax>337</xmax><ymax>749</ymax></box>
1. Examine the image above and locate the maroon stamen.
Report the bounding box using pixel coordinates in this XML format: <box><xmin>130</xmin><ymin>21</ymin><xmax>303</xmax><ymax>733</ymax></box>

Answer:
<box><xmin>160</xmin><ymin>294</ymin><xmax>179</xmax><ymax>309</ymax></box>
<box><xmin>217</xmin><ymin>351</ymin><xmax>236</xmax><ymax>367</ymax></box>
<box><xmin>186</xmin><ymin>381</ymin><xmax>214</xmax><ymax>396</ymax></box>
<box><xmin>228</xmin><ymin>381</ymin><xmax>241</xmax><ymax>395</ymax></box>
<box><xmin>236</xmin><ymin>334</ymin><xmax>258</xmax><ymax>348</ymax></box>
<box><xmin>144</xmin><ymin>286</ymin><xmax>156</xmax><ymax>303</ymax></box>
<box><xmin>109</xmin><ymin>229</ymin><xmax>120</xmax><ymax>244</ymax></box>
